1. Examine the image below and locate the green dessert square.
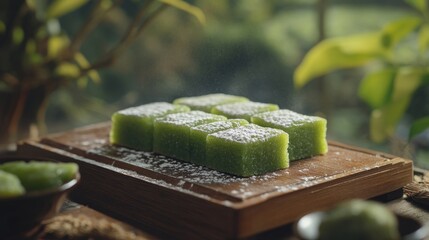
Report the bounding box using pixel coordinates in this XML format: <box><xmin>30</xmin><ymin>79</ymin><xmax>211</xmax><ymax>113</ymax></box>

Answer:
<box><xmin>211</xmin><ymin>101</ymin><xmax>279</xmax><ymax>121</ymax></box>
<box><xmin>189</xmin><ymin>119</ymin><xmax>249</xmax><ymax>165</ymax></box>
<box><xmin>206</xmin><ymin>124</ymin><xmax>289</xmax><ymax>177</ymax></box>
<box><xmin>110</xmin><ymin>102</ymin><xmax>190</xmax><ymax>151</ymax></box>
<box><xmin>153</xmin><ymin>111</ymin><xmax>227</xmax><ymax>161</ymax></box>
<box><xmin>251</xmin><ymin>109</ymin><xmax>328</xmax><ymax>161</ymax></box>
<box><xmin>173</xmin><ymin>93</ymin><xmax>249</xmax><ymax>112</ymax></box>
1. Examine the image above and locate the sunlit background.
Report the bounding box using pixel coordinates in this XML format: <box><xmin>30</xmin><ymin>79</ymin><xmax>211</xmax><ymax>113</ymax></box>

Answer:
<box><xmin>1</xmin><ymin>0</ymin><xmax>428</xmax><ymax>167</ymax></box>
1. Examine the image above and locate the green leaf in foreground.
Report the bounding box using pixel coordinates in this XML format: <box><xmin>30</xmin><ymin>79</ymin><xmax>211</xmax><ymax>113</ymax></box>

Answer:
<box><xmin>358</xmin><ymin>68</ymin><xmax>396</xmax><ymax>109</ymax></box>
<box><xmin>406</xmin><ymin>0</ymin><xmax>427</xmax><ymax>13</ymax></box>
<box><xmin>369</xmin><ymin>67</ymin><xmax>423</xmax><ymax>142</ymax></box>
<box><xmin>409</xmin><ymin>116</ymin><xmax>429</xmax><ymax>140</ymax></box>
<box><xmin>418</xmin><ymin>24</ymin><xmax>429</xmax><ymax>52</ymax></box>
<box><xmin>370</xmin><ymin>97</ymin><xmax>410</xmax><ymax>143</ymax></box>
<box><xmin>294</xmin><ymin>33</ymin><xmax>383</xmax><ymax>88</ymax></box>
<box><xmin>381</xmin><ymin>16</ymin><xmax>421</xmax><ymax>49</ymax></box>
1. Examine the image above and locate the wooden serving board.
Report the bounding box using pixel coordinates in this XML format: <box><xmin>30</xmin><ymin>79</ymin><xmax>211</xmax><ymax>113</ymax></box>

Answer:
<box><xmin>17</xmin><ymin>122</ymin><xmax>413</xmax><ymax>239</ymax></box>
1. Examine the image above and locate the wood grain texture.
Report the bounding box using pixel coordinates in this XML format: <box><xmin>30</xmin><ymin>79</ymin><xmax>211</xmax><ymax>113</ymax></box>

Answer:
<box><xmin>16</xmin><ymin>122</ymin><xmax>413</xmax><ymax>239</ymax></box>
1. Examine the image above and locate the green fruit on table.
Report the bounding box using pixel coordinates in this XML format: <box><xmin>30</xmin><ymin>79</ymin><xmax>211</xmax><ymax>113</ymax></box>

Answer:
<box><xmin>0</xmin><ymin>170</ymin><xmax>25</xmax><ymax>198</ymax></box>
<box><xmin>319</xmin><ymin>199</ymin><xmax>400</xmax><ymax>240</ymax></box>
<box><xmin>0</xmin><ymin>161</ymin><xmax>78</xmax><ymax>192</ymax></box>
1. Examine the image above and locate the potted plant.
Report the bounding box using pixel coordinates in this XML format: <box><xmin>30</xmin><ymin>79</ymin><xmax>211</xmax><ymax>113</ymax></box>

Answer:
<box><xmin>0</xmin><ymin>0</ymin><xmax>204</xmax><ymax>147</ymax></box>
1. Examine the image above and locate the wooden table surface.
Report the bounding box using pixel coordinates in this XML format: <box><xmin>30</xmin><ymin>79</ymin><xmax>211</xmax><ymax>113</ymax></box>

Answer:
<box><xmin>1</xmin><ymin>149</ymin><xmax>429</xmax><ymax>240</ymax></box>
<box><xmin>32</xmin><ymin>194</ymin><xmax>428</xmax><ymax>240</ymax></box>
<box><xmin>30</xmin><ymin>178</ymin><xmax>429</xmax><ymax>240</ymax></box>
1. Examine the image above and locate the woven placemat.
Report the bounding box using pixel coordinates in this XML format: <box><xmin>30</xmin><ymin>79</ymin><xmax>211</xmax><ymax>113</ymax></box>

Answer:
<box><xmin>404</xmin><ymin>169</ymin><xmax>429</xmax><ymax>209</ymax></box>
<box><xmin>35</xmin><ymin>206</ymin><xmax>156</xmax><ymax>240</ymax></box>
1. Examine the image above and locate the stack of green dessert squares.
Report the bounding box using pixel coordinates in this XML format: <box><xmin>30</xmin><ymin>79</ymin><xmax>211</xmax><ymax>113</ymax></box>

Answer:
<box><xmin>110</xmin><ymin>94</ymin><xmax>328</xmax><ymax>177</ymax></box>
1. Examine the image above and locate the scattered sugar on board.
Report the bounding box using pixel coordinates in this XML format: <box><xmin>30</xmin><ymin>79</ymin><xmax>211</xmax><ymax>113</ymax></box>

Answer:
<box><xmin>90</xmin><ymin>145</ymin><xmax>281</xmax><ymax>185</ymax></box>
<box><xmin>88</xmin><ymin>144</ymin><xmax>346</xmax><ymax>199</ymax></box>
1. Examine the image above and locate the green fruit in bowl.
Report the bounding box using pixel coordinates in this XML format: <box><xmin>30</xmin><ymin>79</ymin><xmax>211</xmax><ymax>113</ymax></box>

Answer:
<box><xmin>0</xmin><ymin>161</ymin><xmax>78</xmax><ymax>192</ymax></box>
<box><xmin>0</xmin><ymin>170</ymin><xmax>25</xmax><ymax>198</ymax></box>
<box><xmin>319</xmin><ymin>199</ymin><xmax>400</xmax><ymax>240</ymax></box>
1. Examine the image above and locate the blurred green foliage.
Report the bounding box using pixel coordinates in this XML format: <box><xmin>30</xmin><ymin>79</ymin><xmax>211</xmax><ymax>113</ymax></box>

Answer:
<box><xmin>0</xmin><ymin>0</ymin><xmax>203</xmax><ymax>142</ymax></box>
<box><xmin>295</xmin><ymin>0</ymin><xmax>429</xmax><ymax>143</ymax></box>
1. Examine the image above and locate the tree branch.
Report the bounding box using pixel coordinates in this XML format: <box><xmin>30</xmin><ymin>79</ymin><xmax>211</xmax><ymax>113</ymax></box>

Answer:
<box><xmin>81</xmin><ymin>1</ymin><xmax>168</xmax><ymax>73</ymax></box>
<box><xmin>68</xmin><ymin>0</ymin><xmax>122</xmax><ymax>58</ymax></box>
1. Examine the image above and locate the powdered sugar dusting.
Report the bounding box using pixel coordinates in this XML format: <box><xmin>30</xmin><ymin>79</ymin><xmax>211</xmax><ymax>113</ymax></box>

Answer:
<box><xmin>214</xmin><ymin>101</ymin><xmax>278</xmax><ymax>117</ymax></box>
<box><xmin>174</xmin><ymin>93</ymin><xmax>249</xmax><ymax>109</ymax></box>
<box><xmin>252</xmin><ymin>109</ymin><xmax>323</xmax><ymax>127</ymax></box>
<box><xmin>191</xmin><ymin>119</ymin><xmax>248</xmax><ymax>133</ymax></box>
<box><xmin>209</xmin><ymin>124</ymin><xmax>285</xmax><ymax>143</ymax></box>
<box><xmin>155</xmin><ymin>111</ymin><xmax>226</xmax><ymax>127</ymax></box>
<box><xmin>117</xmin><ymin>102</ymin><xmax>189</xmax><ymax>118</ymax></box>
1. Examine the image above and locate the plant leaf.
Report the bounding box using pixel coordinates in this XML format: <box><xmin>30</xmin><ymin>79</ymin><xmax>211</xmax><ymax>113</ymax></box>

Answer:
<box><xmin>370</xmin><ymin>98</ymin><xmax>410</xmax><ymax>143</ymax></box>
<box><xmin>406</xmin><ymin>0</ymin><xmax>427</xmax><ymax>13</ymax></box>
<box><xmin>77</xmin><ymin>77</ymin><xmax>88</xmax><ymax>88</ymax></box>
<box><xmin>418</xmin><ymin>24</ymin><xmax>429</xmax><ymax>52</ymax></box>
<box><xmin>369</xmin><ymin>67</ymin><xmax>423</xmax><ymax>142</ymax></box>
<box><xmin>381</xmin><ymin>16</ymin><xmax>421</xmax><ymax>49</ymax></box>
<box><xmin>55</xmin><ymin>63</ymin><xmax>80</xmax><ymax>78</ymax></box>
<box><xmin>100</xmin><ymin>0</ymin><xmax>113</xmax><ymax>10</ymax></box>
<box><xmin>0</xmin><ymin>21</ymin><xmax>5</xmax><ymax>34</ymax></box>
<box><xmin>24</xmin><ymin>53</ymin><xmax>43</xmax><ymax>66</ymax></box>
<box><xmin>294</xmin><ymin>33</ymin><xmax>383</xmax><ymax>88</ymax></box>
<box><xmin>12</xmin><ymin>27</ymin><xmax>24</xmax><ymax>45</ymax></box>
<box><xmin>74</xmin><ymin>53</ymin><xmax>101</xmax><ymax>83</ymax></box>
<box><xmin>46</xmin><ymin>0</ymin><xmax>88</xmax><ymax>19</ymax></box>
<box><xmin>25</xmin><ymin>39</ymin><xmax>37</xmax><ymax>54</ymax></box>
<box><xmin>358</xmin><ymin>68</ymin><xmax>396</xmax><ymax>109</ymax></box>
<box><xmin>26</xmin><ymin>0</ymin><xmax>35</xmax><ymax>9</ymax></box>
<box><xmin>29</xmin><ymin>0</ymin><xmax>48</xmax><ymax>20</ymax></box>
<box><xmin>159</xmin><ymin>0</ymin><xmax>206</xmax><ymax>25</ymax></box>
<box><xmin>409</xmin><ymin>116</ymin><xmax>429</xmax><ymax>139</ymax></box>
<box><xmin>48</xmin><ymin>35</ymin><xmax>69</xmax><ymax>58</ymax></box>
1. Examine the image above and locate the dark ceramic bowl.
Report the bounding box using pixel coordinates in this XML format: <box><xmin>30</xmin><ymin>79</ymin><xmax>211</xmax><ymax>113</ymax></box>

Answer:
<box><xmin>0</xmin><ymin>157</ymin><xmax>80</xmax><ymax>239</ymax></box>
<box><xmin>295</xmin><ymin>211</ymin><xmax>429</xmax><ymax>240</ymax></box>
